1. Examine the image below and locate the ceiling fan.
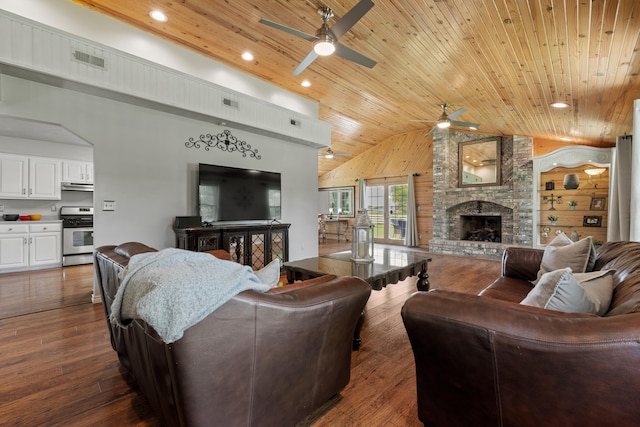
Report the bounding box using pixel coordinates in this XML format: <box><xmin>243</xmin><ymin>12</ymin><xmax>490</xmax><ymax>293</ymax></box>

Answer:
<box><xmin>411</xmin><ymin>104</ymin><xmax>480</xmax><ymax>135</ymax></box>
<box><xmin>319</xmin><ymin>148</ymin><xmax>352</xmax><ymax>159</ymax></box>
<box><xmin>259</xmin><ymin>0</ymin><xmax>377</xmax><ymax>75</ymax></box>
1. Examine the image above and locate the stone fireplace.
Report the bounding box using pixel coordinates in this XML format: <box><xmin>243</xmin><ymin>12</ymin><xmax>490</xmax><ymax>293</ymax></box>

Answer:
<box><xmin>429</xmin><ymin>131</ymin><xmax>534</xmax><ymax>259</ymax></box>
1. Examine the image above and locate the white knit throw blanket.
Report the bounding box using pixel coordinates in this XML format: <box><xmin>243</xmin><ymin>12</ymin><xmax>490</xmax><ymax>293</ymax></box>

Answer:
<box><xmin>110</xmin><ymin>248</ymin><xmax>270</xmax><ymax>343</ymax></box>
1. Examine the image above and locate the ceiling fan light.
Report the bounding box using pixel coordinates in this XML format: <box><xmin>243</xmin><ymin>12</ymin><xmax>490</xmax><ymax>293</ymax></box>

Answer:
<box><xmin>325</xmin><ymin>153</ymin><xmax>335</xmax><ymax>159</ymax></box>
<box><xmin>436</xmin><ymin>120</ymin><xmax>451</xmax><ymax>129</ymax></box>
<box><xmin>314</xmin><ymin>39</ymin><xmax>335</xmax><ymax>56</ymax></box>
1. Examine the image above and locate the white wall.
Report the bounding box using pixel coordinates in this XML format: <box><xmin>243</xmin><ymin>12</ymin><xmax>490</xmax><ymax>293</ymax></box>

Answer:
<box><xmin>0</xmin><ymin>0</ymin><xmax>318</xmax><ymax>118</ymax></box>
<box><xmin>0</xmin><ymin>74</ymin><xmax>320</xmax><ymax>260</ymax></box>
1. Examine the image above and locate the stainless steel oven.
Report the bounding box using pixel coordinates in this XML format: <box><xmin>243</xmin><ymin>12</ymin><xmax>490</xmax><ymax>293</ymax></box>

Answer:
<box><xmin>60</xmin><ymin>206</ymin><xmax>94</xmax><ymax>266</ymax></box>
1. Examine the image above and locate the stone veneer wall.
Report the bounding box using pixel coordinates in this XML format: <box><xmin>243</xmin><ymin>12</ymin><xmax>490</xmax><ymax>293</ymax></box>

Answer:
<box><xmin>429</xmin><ymin>131</ymin><xmax>533</xmax><ymax>259</ymax></box>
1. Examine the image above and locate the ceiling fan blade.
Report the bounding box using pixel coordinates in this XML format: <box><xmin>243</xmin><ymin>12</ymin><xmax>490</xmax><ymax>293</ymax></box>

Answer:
<box><xmin>447</xmin><ymin>108</ymin><xmax>467</xmax><ymax>120</ymax></box>
<box><xmin>425</xmin><ymin>127</ymin><xmax>436</xmax><ymax>136</ymax></box>
<box><xmin>450</xmin><ymin>120</ymin><xmax>480</xmax><ymax>129</ymax></box>
<box><xmin>293</xmin><ymin>50</ymin><xmax>319</xmax><ymax>75</ymax></box>
<box><xmin>258</xmin><ymin>18</ymin><xmax>318</xmax><ymax>42</ymax></box>
<box><xmin>330</xmin><ymin>0</ymin><xmax>375</xmax><ymax>39</ymax></box>
<box><xmin>334</xmin><ymin>43</ymin><xmax>376</xmax><ymax>68</ymax></box>
<box><xmin>410</xmin><ymin>119</ymin><xmax>438</xmax><ymax>123</ymax></box>
<box><xmin>334</xmin><ymin>152</ymin><xmax>352</xmax><ymax>157</ymax></box>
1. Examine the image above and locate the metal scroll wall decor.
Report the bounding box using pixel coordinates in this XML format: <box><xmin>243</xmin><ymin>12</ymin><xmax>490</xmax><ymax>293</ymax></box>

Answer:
<box><xmin>185</xmin><ymin>129</ymin><xmax>261</xmax><ymax>159</ymax></box>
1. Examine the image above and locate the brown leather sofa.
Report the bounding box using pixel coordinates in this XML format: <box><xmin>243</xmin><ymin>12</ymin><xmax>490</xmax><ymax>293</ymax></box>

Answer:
<box><xmin>94</xmin><ymin>242</ymin><xmax>371</xmax><ymax>427</ymax></box>
<box><xmin>402</xmin><ymin>241</ymin><xmax>640</xmax><ymax>426</ymax></box>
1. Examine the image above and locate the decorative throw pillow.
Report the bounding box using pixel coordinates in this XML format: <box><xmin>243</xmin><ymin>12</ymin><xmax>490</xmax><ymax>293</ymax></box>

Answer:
<box><xmin>573</xmin><ymin>270</ymin><xmax>616</xmax><ymax>316</ymax></box>
<box><xmin>521</xmin><ymin>268</ymin><xmax>615</xmax><ymax>315</ymax></box>
<box><xmin>254</xmin><ymin>258</ymin><xmax>281</xmax><ymax>288</ymax></box>
<box><xmin>533</xmin><ymin>234</ymin><xmax>594</xmax><ymax>284</ymax></box>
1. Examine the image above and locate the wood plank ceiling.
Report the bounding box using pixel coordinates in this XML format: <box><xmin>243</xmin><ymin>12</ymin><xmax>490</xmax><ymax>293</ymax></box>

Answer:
<box><xmin>72</xmin><ymin>0</ymin><xmax>640</xmax><ymax>176</ymax></box>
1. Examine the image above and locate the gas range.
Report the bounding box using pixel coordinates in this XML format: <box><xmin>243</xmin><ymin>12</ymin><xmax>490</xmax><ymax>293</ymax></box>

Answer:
<box><xmin>60</xmin><ymin>206</ymin><xmax>94</xmax><ymax>228</ymax></box>
<box><xmin>60</xmin><ymin>206</ymin><xmax>94</xmax><ymax>266</ymax></box>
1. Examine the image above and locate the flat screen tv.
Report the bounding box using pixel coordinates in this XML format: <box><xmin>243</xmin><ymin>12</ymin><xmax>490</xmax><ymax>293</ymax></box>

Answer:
<box><xmin>198</xmin><ymin>163</ymin><xmax>281</xmax><ymax>223</ymax></box>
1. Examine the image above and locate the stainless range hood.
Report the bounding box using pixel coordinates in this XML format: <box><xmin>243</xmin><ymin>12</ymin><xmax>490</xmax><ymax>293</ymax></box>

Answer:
<box><xmin>61</xmin><ymin>182</ymin><xmax>94</xmax><ymax>192</ymax></box>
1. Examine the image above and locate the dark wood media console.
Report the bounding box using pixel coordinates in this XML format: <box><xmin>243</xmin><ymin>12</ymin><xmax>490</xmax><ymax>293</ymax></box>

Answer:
<box><xmin>174</xmin><ymin>223</ymin><xmax>290</xmax><ymax>270</ymax></box>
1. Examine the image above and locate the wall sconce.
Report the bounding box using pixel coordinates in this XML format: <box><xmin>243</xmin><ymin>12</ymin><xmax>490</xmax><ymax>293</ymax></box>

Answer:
<box><xmin>584</xmin><ymin>168</ymin><xmax>606</xmax><ymax>188</ymax></box>
<box><xmin>584</xmin><ymin>168</ymin><xmax>606</xmax><ymax>176</ymax></box>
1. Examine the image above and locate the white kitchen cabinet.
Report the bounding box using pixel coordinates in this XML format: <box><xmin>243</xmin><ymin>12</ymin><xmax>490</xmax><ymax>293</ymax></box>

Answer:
<box><xmin>62</xmin><ymin>160</ymin><xmax>93</xmax><ymax>184</ymax></box>
<box><xmin>0</xmin><ymin>154</ymin><xmax>62</xmax><ymax>200</ymax></box>
<box><xmin>30</xmin><ymin>157</ymin><xmax>62</xmax><ymax>199</ymax></box>
<box><xmin>0</xmin><ymin>222</ymin><xmax>62</xmax><ymax>271</ymax></box>
<box><xmin>29</xmin><ymin>223</ymin><xmax>62</xmax><ymax>267</ymax></box>
<box><xmin>0</xmin><ymin>223</ymin><xmax>29</xmax><ymax>270</ymax></box>
<box><xmin>0</xmin><ymin>154</ymin><xmax>28</xmax><ymax>198</ymax></box>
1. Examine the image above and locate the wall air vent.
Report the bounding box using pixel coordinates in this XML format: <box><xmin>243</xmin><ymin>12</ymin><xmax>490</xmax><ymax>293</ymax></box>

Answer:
<box><xmin>72</xmin><ymin>50</ymin><xmax>106</xmax><ymax>68</ymax></box>
<box><xmin>222</xmin><ymin>98</ymin><xmax>239</xmax><ymax>109</ymax></box>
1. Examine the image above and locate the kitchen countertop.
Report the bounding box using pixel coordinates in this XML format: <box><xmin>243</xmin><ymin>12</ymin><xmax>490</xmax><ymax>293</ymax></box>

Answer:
<box><xmin>1</xmin><ymin>219</ymin><xmax>62</xmax><ymax>223</ymax></box>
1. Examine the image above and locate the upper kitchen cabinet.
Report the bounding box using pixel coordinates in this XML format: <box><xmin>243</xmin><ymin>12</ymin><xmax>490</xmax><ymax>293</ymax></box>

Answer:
<box><xmin>62</xmin><ymin>160</ymin><xmax>93</xmax><ymax>184</ymax></box>
<box><xmin>0</xmin><ymin>154</ymin><xmax>62</xmax><ymax>200</ymax></box>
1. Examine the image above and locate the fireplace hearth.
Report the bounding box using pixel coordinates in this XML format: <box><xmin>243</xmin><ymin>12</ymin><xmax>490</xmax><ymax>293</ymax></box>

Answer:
<box><xmin>461</xmin><ymin>215</ymin><xmax>501</xmax><ymax>242</ymax></box>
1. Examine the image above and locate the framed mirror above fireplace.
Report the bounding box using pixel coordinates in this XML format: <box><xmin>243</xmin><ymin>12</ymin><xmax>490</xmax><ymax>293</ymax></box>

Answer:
<box><xmin>459</xmin><ymin>137</ymin><xmax>502</xmax><ymax>187</ymax></box>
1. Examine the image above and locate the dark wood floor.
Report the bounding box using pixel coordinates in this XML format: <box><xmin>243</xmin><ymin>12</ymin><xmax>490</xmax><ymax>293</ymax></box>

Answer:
<box><xmin>0</xmin><ymin>242</ymin><xmax>501</xmax><ymax>426</ymax></box>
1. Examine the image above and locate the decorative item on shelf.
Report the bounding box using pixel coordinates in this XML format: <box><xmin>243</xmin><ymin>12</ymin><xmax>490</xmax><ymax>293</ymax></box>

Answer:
<box><xmin>570</xmin><ymin>231</ymin><xmax>580</xmax><ymax>242</ymax></box>
<box><xmin>545</xmin><ymin>181</ymin><xmax>555</xmax><ymax>190</ymax></box>
<box><xmin>543</xmin><ymin>193</ymin><xmax>563</xmax><ymax>210</ymax></box>
<box><xmin>583</xmin><ymin>215</ymin><xmax>602</xmax><ymax>227</ymax></box>
<box><xmin>590</xmin><ymin>196</ymin><xmax>606</xmax><ymax>211</ymax></box>
<box><xmin>568</xmin><ymin>200</ymin><xmax>578</xmax><ymax>210</ymax></box>
<box><xmin>585</xmin><ymin>167</ymin><xmax>606</xmax><ymax>188</ymax></box>
<box><xmin>541</xmin><ymin>226</ymin><xmax>551</xmax><ymax>242</ymax></box>
<box><xmin>547</xmin><ymin>215</ymin><xmax>559</xmax><ymax>226</ymax></box>
<box><xmin>563</xmin><ymin>173</ymin><xmax>580</xmax><ymax>190</ymax></box>
<box><xmin>351</xmin><ymin>209</ymin><xmax>374</xmax><ymax>263</ymax></box>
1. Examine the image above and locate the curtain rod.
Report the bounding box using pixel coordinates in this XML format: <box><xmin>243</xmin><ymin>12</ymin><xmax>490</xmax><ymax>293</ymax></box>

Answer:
<box><xmin>355</xmin><ymin>173</ymin><xmax>419</xmax><ymax>181</ymax></box>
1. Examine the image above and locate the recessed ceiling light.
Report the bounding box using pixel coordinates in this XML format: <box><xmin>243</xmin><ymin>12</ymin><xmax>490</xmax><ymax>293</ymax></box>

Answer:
<box><xmin>301</xmin><ymin>80</ymin><xmax>311</xmax><ymax>87</ymax></box>
<box><xmin>560</xmin><ymin>137</ymin><xmax>572</xmax><ymax>141</ymax></box>
<box><xmin>550</xmin><ymin>101</ymin><xmax>569</xmax><ymax>108</ymax></box>
<box><xmin>149</xmin><ymin>10</ymin><xmax>168</xmax><ymax>22</ymax></box>
<box><xmin>241</xmin><ymin>51</ymin><xmax>254</xmax><ymax>61</ymax></box>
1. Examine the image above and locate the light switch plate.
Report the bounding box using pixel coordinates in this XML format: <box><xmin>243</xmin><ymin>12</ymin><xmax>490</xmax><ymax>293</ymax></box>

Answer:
<box><xmin>103</xmin><ymin>200</ymin><xmax>116</xmax><ymax>211</ymax></box>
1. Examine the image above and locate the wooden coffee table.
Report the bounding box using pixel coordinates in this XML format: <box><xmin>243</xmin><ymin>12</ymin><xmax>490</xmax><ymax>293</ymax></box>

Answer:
<box><xmin>284</xmin><ymin>248</ymin><xmax>431</xmax><ymax>349</ymax></box>
<box><xmin>284</xmin><ymin>248</ymin><xmax>431</xmax><ymax>291</ymax></box>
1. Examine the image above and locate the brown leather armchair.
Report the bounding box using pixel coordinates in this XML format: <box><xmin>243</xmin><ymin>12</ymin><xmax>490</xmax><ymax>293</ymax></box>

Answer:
<box><xmin>402</xmin><ymin>241</ymin><xmax>640</xmax><ymax>426</ymax></box>
<box><xmin>95</xmin><ymin>242</ymin><xmax>371</xmax><ymax>427</ymax></box>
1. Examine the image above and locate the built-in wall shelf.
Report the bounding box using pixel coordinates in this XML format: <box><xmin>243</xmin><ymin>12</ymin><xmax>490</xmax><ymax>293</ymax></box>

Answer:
<box><xmin>533</xmin><ymin>146</ymin><xmax>613</xmax><ymax>247</ymax></box>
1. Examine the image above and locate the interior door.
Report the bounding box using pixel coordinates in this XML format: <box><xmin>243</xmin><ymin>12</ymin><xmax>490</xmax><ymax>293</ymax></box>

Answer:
<box><xmin>364</xmin><ymin>181</ymin><xmax>408</xmax><ymax>245</ymax></box>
